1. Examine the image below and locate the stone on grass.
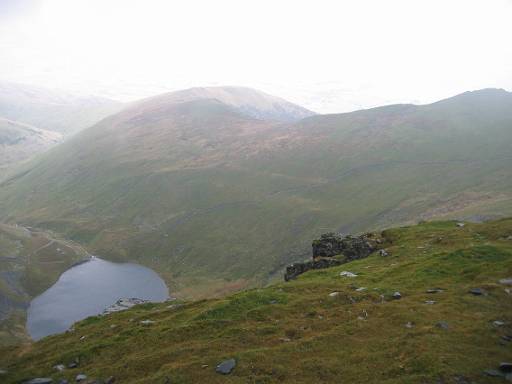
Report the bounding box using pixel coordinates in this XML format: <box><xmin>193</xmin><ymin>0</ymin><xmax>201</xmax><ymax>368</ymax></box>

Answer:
<box><xmin>484</xmin><ymin>369</ymin><xmax>503</xmax><ymax>377</ymax></box>
<box><xmin>392</xmin><ymin>292</ymin><xmax>402</xmax><ymax>300</ymax></box>
<box><xmin>216</xmin><ymin>358</ymin><xmax>236</xmax><ymax>374</ymax></box>
<box><xmin>24</xmin><ymin>379</ymin><xmax>53</xmax><ymax>384</ymax></box>
<box><xmin>355</xmin><ymin>287</ymin><xmax>367</xmax><ymax>292</ymax></box>
<box><xmin>456</xmin><ymin>222</ymin><xmax>465</xmax><ymax>227</ymax></box>
<box><xmin>75</xmin><ymin>374</ymin><xmax>87</xmax><ymax>382</ymax></box>
<box><xmin>140</xmin><ymin>320</ymin><xmax>155</xmax><ymax>325</ymax></box>
<box><xmin>426</xmin><ymin>288</ymin><xmax>443</xmax><ymax>294</ymax></box>
<box><xmin>405</xmin><ymin>322</ymin><xmax>414</xmax><ymax>328</ymax></box>
<box><xmin>469</xmin><ymin>288</ymin><xmax>485</xmax><ymax>296</ymax></box>
<box><xmin>105</xmin><ymin>377</ymin><xmax>115</xmax><ymax>384</ymax></box>
<box><xmin>329</xmin><ymin>292</ymin><xmax>340</xmax><ymax>297</ymax></box>
<box><xmin>500</xmin><ymin>363</ymin><xmax>512</xmax><ymax>373</ymax></box>
<box><xmin>499</xmin><ymin>278</ymin><xmax>512</xmax><ymax>286</ymax></box>
<box><xmin>379</xmin><ymin>249</ymin><xmax>389</xmax><ymax>257</ymax></box>
<box><xmin>425</xmin><ymin>300</ymin><xmax>436</xmax><ymax>305</ymax></box>
<box><xmin>493</xmin><ymin>320</ymin><xmax>506</xmax><ymax>327</ymax></box>
<box><xmin>340</xmin><ymin>271</ymin><xmax>358</xmax><ymax>277</ymax></box>
<box><xmin>54</xmin><ymin>364</ymin><xmax>66</xmax><ymax>372</ymax></box>
<box><xmin>436</xmin><ymin>321</ymin><xmax>449</xmax><ymax>330</ymax></box>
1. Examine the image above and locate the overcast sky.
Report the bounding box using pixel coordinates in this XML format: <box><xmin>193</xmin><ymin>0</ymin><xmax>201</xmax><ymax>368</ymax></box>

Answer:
<box><xmin>1</xmin><ymin>0</ymin><xmax>511</xmax><ymax>112</ymax></box>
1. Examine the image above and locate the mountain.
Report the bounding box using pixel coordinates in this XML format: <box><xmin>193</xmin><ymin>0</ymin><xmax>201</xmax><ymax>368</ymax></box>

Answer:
<box><xmin>0</xmin><ymin>81</ymin><xmax>123</xmax><ymax>135</ymax></box>
<box><xmin>0</xmin><ymin>118</ymin><xmax>62</xmax><ymax>177</ymax></box>
<box><xmin>1</xmin><ymin>219</ymin><xmax>511</xmax><ymax>382</ymax></box>
<box><xmin>0</xmin><ymin>88</ymin><xmax>511</xmax><ymax>300</ymax></box>
<box><xmin>144</xmin><ymin>86</ymin><xmax>316</xmax><ymax>122</ymax></box>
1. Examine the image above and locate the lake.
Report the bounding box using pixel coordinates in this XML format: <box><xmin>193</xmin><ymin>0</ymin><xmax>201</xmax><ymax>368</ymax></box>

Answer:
<box><xmin>26</xmin><ymin>257</ymin><xmax>169</xmax><ymax>340</ymax></box>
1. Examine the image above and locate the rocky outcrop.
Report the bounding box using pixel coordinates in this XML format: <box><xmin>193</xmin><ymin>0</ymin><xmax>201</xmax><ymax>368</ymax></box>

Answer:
<box><xmin>285</xmin><ymin>232</ymin><xmax>377</xmax><ymax>281</ymax></box>
<box><xmin>312</xmin><ymin>233</ymin><xmax>374</xmax><ymax>259</ymax></box>
<box><xmin>102</xmin><ymin>298</ymin><xmax>148</xmax><ymax>315</ymax></box>
<box><xmin>284</xmin><ymin>258</ymin><xmax>343</xmax><ymax>281</ymax></box>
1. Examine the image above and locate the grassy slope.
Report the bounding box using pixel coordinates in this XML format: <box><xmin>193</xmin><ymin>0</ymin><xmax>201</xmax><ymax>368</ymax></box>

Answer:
<box><xmin>0</xmin><ymin>224</ymin><xmax>88</xmax><ymax>345</ymax></box>
<box><xmin>1</xmin><ymin>219</ymin><xmax>511</xmax><ymax>383</ymax></box>
<box><xmin>0</xmin><ymin>89</ymin><xmax>511</xmax><ymax>299</ymax></box>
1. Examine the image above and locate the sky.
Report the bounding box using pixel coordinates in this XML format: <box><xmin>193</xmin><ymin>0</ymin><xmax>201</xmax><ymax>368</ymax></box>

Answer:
<box><xmin>0</xmin><ymin>0</ymin><xmax>511</xmax><ymax>113</ymax></box>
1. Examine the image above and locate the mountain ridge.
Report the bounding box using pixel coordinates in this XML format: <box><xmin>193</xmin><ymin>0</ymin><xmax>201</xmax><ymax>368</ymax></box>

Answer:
<box><xmin>0</xmin><ymin>87</ymin><xmax>511</xmax><ymax>302</ymax></box>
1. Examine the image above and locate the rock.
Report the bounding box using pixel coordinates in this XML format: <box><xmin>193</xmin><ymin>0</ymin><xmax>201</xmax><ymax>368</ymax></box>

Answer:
<box><xmin>469</xmin><ymin>288</ymin><xmax>485</xmax><ymax>296</ymax></box>
<box><xmin>216</xmin><ymin>358</ymin><xmax>236</xmax><ymax>374</ymax></box>
<box><xmin>392</xmin><ymin>292</ymin><xmax>402</xmax><ymax>300</ymax></box>
<box><xmin>312</xmin><ymin>233</ymin><xmax>374</xmax><ymax>259</ymax></box>
<box><xmin>483</xmin><ymin>369</ymin><xmax>503</xmax><ymax>377</ymax></box>
<box><xmin>76</xmin><ymin>374</ymin><xmax>87</xmax><ymax>382</ymax></box>
<box><xmin>405</xmin><ymin>322</ymin><xmax>414</xmax><ymax>328</ymax></box>
<box><xmin>355</xmin><ymin>287</ymin><xmax>367</xmax><ymax>292</ymax></box>
<box><xmin>140</xmin><ymin>320</ymin><xmax>155</xmax><ymax>325</ymax></box>
<box><xmin>502</xmin><ymin>335</ymin><xmax>512</xmax><ymax>342</ymax></box>
<box><xmin>499</xmin><ymin>278</ymin><xmax>512</xmax><ymax>285</ymax></box>
<box><xmin>425</xmin><ymin>300</ymin><xmax>436</xmax><ymax>305</ymax></box>
<box><xmin>54</xmin><ymin>364</ymin><xmax>66</xmax><ymax>372</ymax></box>
<box><xmin>103</xmin><ymin>298</ymin><xmax>149</xmax><ymax>315</ymax></box>
<box><xmin>436</xmin><ymin>321</ymin><xmax>449</xmax><ymax>330</ymax></box>
<box><xmin>0</xmin><ymin>369</ymin><xmax>7</xmax><ymax>375</ymax></box>
<box><xmin>340</xmin><ymin>271</ymin><xmax>358</xmax><ymax>278</ymax></box>
<box><xmin>328</xmin><ymin>292</ymin><xmax>340</xmax><ymax>297</ymax></box>
<box><xmin>285</xmin><ymin>232</ymin><xmax>375</xmax><ymax>281</ymax></box>
<box><xmin>24</xmin><ymin>380</ymin><xmax>53</xmax><ymax>384</ymax></box>
<box><xmin>105</xmin><ymin>377</ymin><xmax>115</xmax><ymax>384</ymax></box>
<box><xmin>379</xmin><ymin>249</ymin><xmax>389</xmax><ymax>257</ymax></box>
<box><xmin>68</xmin><ymin>362</ymin><xmax>78</xmax><ymax>369</ymax></box>
<box><xmin>493</xmin><ymin>320</ymin><xmax>506</xmax><ymax>327</ymax></box>
<box><xmin>456</xmin><ymin>222</ymin><xmax>465</xmax><ymax>227</ymax></box>
<box><xmin>500</xmin><ymin>363</ymin><xmax>512</xmax><ymax>373</ymax></box>
<box><xmin>79</xmin><ymin>336</ymin><xmax>86</xmax><ymax>341</ymax></box>
<box><xmin>284</xmin><ymin>258</ymin><xmax>342</xmax><ymax>281</ymax></box>
<box><xmin>426</xmin><ymin>288</ymin><xmax>443</xmax><ymax>294</ymax></box>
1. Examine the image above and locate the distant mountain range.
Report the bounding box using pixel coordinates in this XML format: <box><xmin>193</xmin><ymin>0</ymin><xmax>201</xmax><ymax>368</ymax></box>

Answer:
<box><xmin>0</xmin><ymin>81</ymin><xmax>123</xmax><ymax>135</ymax></box>
<box><xmin>0</xmin><ymin>86</ymin><xmax>511</xmax><ymax>299</ymax></box>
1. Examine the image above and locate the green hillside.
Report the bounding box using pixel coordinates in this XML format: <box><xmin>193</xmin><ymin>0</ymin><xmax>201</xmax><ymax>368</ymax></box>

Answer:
<box><xmin>0</xmin><ymin>224</ymin><xmax>87</xmax><ymax>346</ymax></box>
<box><xmin>0</xmin><ymin>88</ymin><xmax>511</xmax><ymax>299</ymax></box>
<box><xmin>1</xmin><ymin>219</ymin><xmax>511</xmax><ymax>383</ymax></box>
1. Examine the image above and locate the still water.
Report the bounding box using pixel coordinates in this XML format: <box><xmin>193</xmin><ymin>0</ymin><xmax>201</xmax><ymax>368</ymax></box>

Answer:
<box><xmin>27</xmin><ymin>257</ymin><xmax>168</xmax><ymax>340</ymax></box>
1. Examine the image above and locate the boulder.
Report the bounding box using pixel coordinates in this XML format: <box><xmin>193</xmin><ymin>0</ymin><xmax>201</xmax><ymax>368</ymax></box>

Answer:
<box><xmin>216</xmin><ymin>358</ymin><xmax>236</xmax><ymax>374</ymax></box>
<box><xmin>312</xmin><ymin>233</ymin><xmax>374</xmax><ymax>260</ymax></box>
<box><xmin>469</xmin><ymin>288</ymin><xmax>485</xmax><ymax>296</ymax></box>
<box><xmin>392</xmin><ymin>292</ymin><xmax>402</xmax><ymax>300</ymax></box>
<box><xmin>436</xmin><ymin>321</ymin><xmax>449</xmax><ymax>330</ymax></box>
<box><xmin>75</xmin><ymin>374</ymin><xmax>87</xmax><ymax>382</ymax></box>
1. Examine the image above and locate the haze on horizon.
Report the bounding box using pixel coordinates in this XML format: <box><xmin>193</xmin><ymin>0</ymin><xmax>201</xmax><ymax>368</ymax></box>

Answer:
<box><xmin>1</xmin><ymin>0</ymin><xmax>511</xmax><ymax>113</ymax></box>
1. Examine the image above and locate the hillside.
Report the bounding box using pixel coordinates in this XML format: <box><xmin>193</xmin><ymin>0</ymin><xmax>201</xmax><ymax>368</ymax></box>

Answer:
<box><xmin>0</xmin><ymin>81</ymin><xmax>123</xmax><ymax>135</ymax></box>
<box><xmin>1</xmin><ymin>219</ymin><xmax>511</xmax><ymax>383</ymax></box>
<box><xmin>0</xmin><ymin>224</ymin><xmax>88</xmax><ymax>346</ymax></box>
<box><xmin>0</xmin><ymin>88</ymin><xmax>511</xmax><ymax>300</ymax></box>
<box><xmin>0</xmin><ymin>118</ymin><xmax>62</xmax><ymax>177</ymax></box>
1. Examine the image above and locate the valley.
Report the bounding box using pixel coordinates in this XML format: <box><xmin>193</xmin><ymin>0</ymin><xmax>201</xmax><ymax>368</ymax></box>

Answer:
<box><xmin>0</xmin><ymin>87</ymin><xmax>510</xmax><ymax>303</ymax></box>
<box><xmin>1</xmin><ymin>219</ymin><xmax>511</xmax><ymax>383</ymax></box>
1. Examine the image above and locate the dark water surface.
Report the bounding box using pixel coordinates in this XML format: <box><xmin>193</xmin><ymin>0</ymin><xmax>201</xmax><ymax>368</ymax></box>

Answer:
<box><xmin>27</xmin><ymin>257</ymin><xmax>168</xmax><ymax>340</ymax></box>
